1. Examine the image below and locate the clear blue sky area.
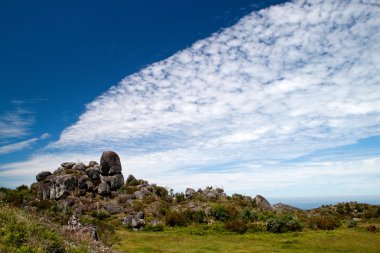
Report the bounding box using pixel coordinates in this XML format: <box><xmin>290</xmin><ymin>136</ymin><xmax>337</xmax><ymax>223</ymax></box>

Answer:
<box><xmin>0</xmin><ymin>0</ymin><xmax>286</xmax><ymax>163</ymax></box>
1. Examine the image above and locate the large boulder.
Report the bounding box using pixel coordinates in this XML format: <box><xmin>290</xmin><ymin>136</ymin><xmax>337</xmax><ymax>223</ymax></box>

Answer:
<box><xmin>100</xmin><ymin>174</ymin><xmax>124</xmax><ymax>190</ymax></box>
<box><xmin>36</xmin><ymin>171</ymin><xmax>52</xmax><ymax>182</ymax></box>
<box><xmin>100</xmin><ymin>151</ymin><xmax>122</xmax><ymax>175</ymax></box>
<box><xmin>254</xmin><ymin>195</ymin><xmax>272</xmax><ymax>211</ymax></box>
<box><xmin>50</xmin><ymin>174</ymin><xmax>77</xmax><ymax>199</ymax></box>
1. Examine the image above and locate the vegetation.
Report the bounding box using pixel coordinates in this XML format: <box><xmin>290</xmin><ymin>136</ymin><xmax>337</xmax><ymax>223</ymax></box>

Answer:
<box><xmin>1</xmin><ymin>180</ymin><xmax>380</xmax><ymax>252</ymax></box>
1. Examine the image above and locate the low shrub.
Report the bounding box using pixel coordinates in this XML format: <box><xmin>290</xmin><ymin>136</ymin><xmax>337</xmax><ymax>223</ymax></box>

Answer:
<box><xmin>247</xmin><ymin>221</ymin><xmax>267</xmax><ymax>232</ymax></box>
<box><xmin>144</xmin><ymin>224</ymin><xmax>164</xmax><ymax>232</ymax></box>
<box><xmin>225</xmin><ymin>220</ymin><xmax>248</xmax><ymax>234</ymax></box>
<box><xmin>91</xmin><ymin>209</ymin><xmax>111</xmax><ymax>220</ymax></box>
<box><xmin>308</xmin><ymin>215</ymin><xmax>340</xmax><ymax>230</ymax></box>
<box><xmin>367</xmin><ymin>225</ymin><xmax>377</xmax><ymax>232</ymax></box>
<box><xmin>347</xmin><ymin>219</ymin><xmax>357</xmax><ymax>228</ymax></box>
<box><xmin>210</xmin><ymin>204</ymin><xmax>229</xmax><ymax>221</ymax></box>
<box><xmin>165</xmin><ymin>211</ymin><xmax>189</xmax><ymax>227</ymax></box>
<box><xmin>266</xmin><ymin>216</ymin><xmax>302</xmax><ymax>233</ymax></box>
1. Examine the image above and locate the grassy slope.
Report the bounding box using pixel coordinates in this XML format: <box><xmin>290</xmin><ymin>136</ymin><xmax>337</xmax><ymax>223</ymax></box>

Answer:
<box><xmin>113</xmin><ymin>228</ymin><xmax>380</xmax><ymax>253</ymax></box>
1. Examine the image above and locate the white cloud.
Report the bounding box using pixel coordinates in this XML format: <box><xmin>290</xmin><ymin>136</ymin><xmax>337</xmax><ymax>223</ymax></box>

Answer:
<box><xmin>1</xmin><ymin>0</ymin><xmax>380</xmax><ymax>196</ymax></box>
<box><xmin>0</xmin><ymin>107</ymin><xmax>35</xmax><ymax>140</ymax></box>
<box><xmin>0</xmin><ymin>133</ymin><xmax>50</xmax><ymax>155</ymax></box>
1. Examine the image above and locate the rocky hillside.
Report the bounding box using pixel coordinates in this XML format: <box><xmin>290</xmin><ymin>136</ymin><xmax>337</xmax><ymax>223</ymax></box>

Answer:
<box><xmin>1</xmin><ymin>151</ymin><xmax>379</xmax><ymax>251</ymax></box>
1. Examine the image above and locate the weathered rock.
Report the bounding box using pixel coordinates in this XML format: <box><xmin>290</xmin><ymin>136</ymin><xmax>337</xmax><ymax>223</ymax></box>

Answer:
<box><xmin>85</xmin><ymin>166</ymin><xmax>101</xmax><ymax>180</ymax></box>
<box><xmin>105</xmin><ymin>202</ymin><xmax>122</xmax><ymax>214</ymax></box>
<box><xmin>98</xmin><ymin>182</ymin><xmax>110</xmax><ymax>196</ymax></box>
<box><xmin>100</xmin><ymin>174</ymin><xmax>124</xmax><ymax>190</ymax></box>
<box><xmin>126</xmin><ymin>174</ymin><xmax>138</xmax><ymax>185</ymax></box>
<box><xmin>53</xmin><ymin>166</ymin><xmax>65</xmax><ymax>174</ymax></box>
<box><xmin>136</xmin><ymin>211</ymin><xmax>144</xmax><ymax>219</ymax></box>
<box><xmin>100</xmin><ymin>151</ymin><xmax>122</xmax><ymax>175</ymax></box>
<box><xmin>206</xmin><ymin>192</ymin><xmax>217</xmax><ymax>200</ymax></box>
<box><xmin>78</xmin><ymin>176</ymin><xmax>87</xmax><ymax>189</ymax></box>
<box><xmin>88</xmin><ymin>161</ymin><xmax>99</xmax><ymax>167</ymax></box>
<box><xmin>272</xmin><ymin>203</ymin><xmax>300</xmax><ymax>213</ymax></box>
<box><xmin>50</xmin><ymin>174</ymin><xmax>77</xmax><ymax>199</ymax></box>
<box><xmin>185</xmin><ymin>188</ymin><xmax>196</xmax><ymax>198</ymax></box>
<box><xmin>150</xmin><ymin>219</ymin><xmax>161</xmax><ymax>226</ymax></box>
<box><xmin>72</xmin><ymin>162</ymin><xmax>86</xmax><ymax>171</ymax></box>
<box><xmin>36</xmin><ymin>171</ymin><xmax>52</xmax><ymax>182</ymax></box>
<box><xmin>61</xmin><ymin>162</ymin><xmax>76</xmax><ymax>169</ymax></box>
<box><xmin>134</xmin><ymin>190</ymin><xmax>146</xmax><ymax>200</ymax></box>
<box><xmin>254</xmin><ymin>195</ymin><xmax>272</xmax><ymax>211</ymax></box>
<box><xmin>131</xmin><ymin>218</ymin><xmax>145</xmax><ymax>230</ymax></box>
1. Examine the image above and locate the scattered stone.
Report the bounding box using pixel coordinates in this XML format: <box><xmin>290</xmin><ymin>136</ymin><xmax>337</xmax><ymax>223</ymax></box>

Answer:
<box><xmin>36</xmin><ymin>171</ymin><xmax>52</xmax><ymax>182</ymax></box>
<box><xmin>100</xmin><ymin>151</ymin><xmax>122</xmax><ymax>175</ymax></box>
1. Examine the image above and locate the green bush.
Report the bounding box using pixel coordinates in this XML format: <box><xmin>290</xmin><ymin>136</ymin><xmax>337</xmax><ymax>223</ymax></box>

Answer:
<box><xmin>266</xmin><ymin>216</ymin><xmax>302</xmax><ymax>233</ymax></box>
<box><xmin>240</xmin><ymin>208</ymin><xmax>258</xmax><ymax>222</ymax></box>
<box><xmin>210</xmin><ymin>204</ymin><xmax>229</xmax><ymax>221</ymax></box>
<box><xmin>191</xmin><ymin>210</ymin><xmax>207</xmax><ymax>223</ymax></box>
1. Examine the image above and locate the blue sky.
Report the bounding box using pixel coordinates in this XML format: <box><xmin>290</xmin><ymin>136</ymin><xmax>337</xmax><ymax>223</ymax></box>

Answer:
<box><xmin>1</xmin><ymin>0</ymin><xmax>380</xmax><ymax>202</ymax></box>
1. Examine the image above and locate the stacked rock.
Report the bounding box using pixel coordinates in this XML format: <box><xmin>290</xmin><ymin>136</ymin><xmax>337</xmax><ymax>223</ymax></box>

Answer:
<box><xmin>98</xmin><ymin>151</ymin><xmax>124</xmax><ymax>196</ymax></box>
<box><xmin>34</xmin><ymin>151</ymin><xmax>124</xmax><ymax>199</ymax></box>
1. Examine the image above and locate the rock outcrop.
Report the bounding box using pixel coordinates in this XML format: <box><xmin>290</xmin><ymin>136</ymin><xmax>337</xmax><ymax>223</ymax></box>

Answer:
<box><xmin>254</xmin><ymin>194</ymin><xmax>272</xmax><ymax>211</ymax></box>
<box><xmin>34</xmin><ymin>151</ymin><xmax>124</xmax><ymax>200</ymax></box>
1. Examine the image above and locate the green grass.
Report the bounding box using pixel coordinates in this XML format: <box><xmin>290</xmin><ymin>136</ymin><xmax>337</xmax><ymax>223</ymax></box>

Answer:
<box><xmin>113</xmin><ymin>228</ymin><xmax>380</xmax><ymax>253</ymax></box>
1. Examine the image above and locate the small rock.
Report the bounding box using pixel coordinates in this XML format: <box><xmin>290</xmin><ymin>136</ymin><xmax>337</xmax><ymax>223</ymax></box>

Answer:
<box><xmin>134</xmin><ymin>190</ymin><xmax>146</xmax><ymax>200</ymax></box>
<box><xmin>100</xmin><ymin>174</ymin><xmax>124</xmax><ymax>190</ymax></box>
<box><xmin>61</xmin><ymin>162</ymin><xmax>76</xmax><ymax>169</ymax></box>
<box><xmin>126</xmin><ymin>174</ymin><xmax>138</xmax><ymax>185</ymax></box>
<box><xmin>131</xmin><ymin>218</ymin><xmax>145</xmax><ymax>230</ymax></box>
<box><xmin>36</xmin><ymin>171</ymin><xmax>52</xmax><ymax>182</ymax></box>
<box><xmin>72</xmin><ymin>162</ymin><xmax>86</xmax><ymax>171</ymax></box>
<box><xmin>185</xmin><ymin>188</ymin><xmax>196</xmax><ymax>198</ymax></box>
<box><xmin>88</xmin><ymin>161</ymin><xmax>99</xmax><ymax>167</ymax></box>
<box><xmin>98</xmin><ymin>182</ymin><xmax>110</xmax><ymax>196</ymax></box>
<box><xmin>85</xmin><ymin>166</ymin><xmax>101</xmax><ymax>180</ymax></box>
<box><xmin>206</xmin><ymin>192</ymin><xmax>217</xmax><ymax>200</ymax></box>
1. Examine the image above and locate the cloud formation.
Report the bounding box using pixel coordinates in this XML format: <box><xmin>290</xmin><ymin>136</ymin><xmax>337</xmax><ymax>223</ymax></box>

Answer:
<box><xmin>0</xmin><ymin>133</ymin><xmax>50</xmax><ymax>155</ymax></box>
<box><xmin>2</xmin><ymin>0</ymin><xmax>380</xmax><ymax>195</ymax></box>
